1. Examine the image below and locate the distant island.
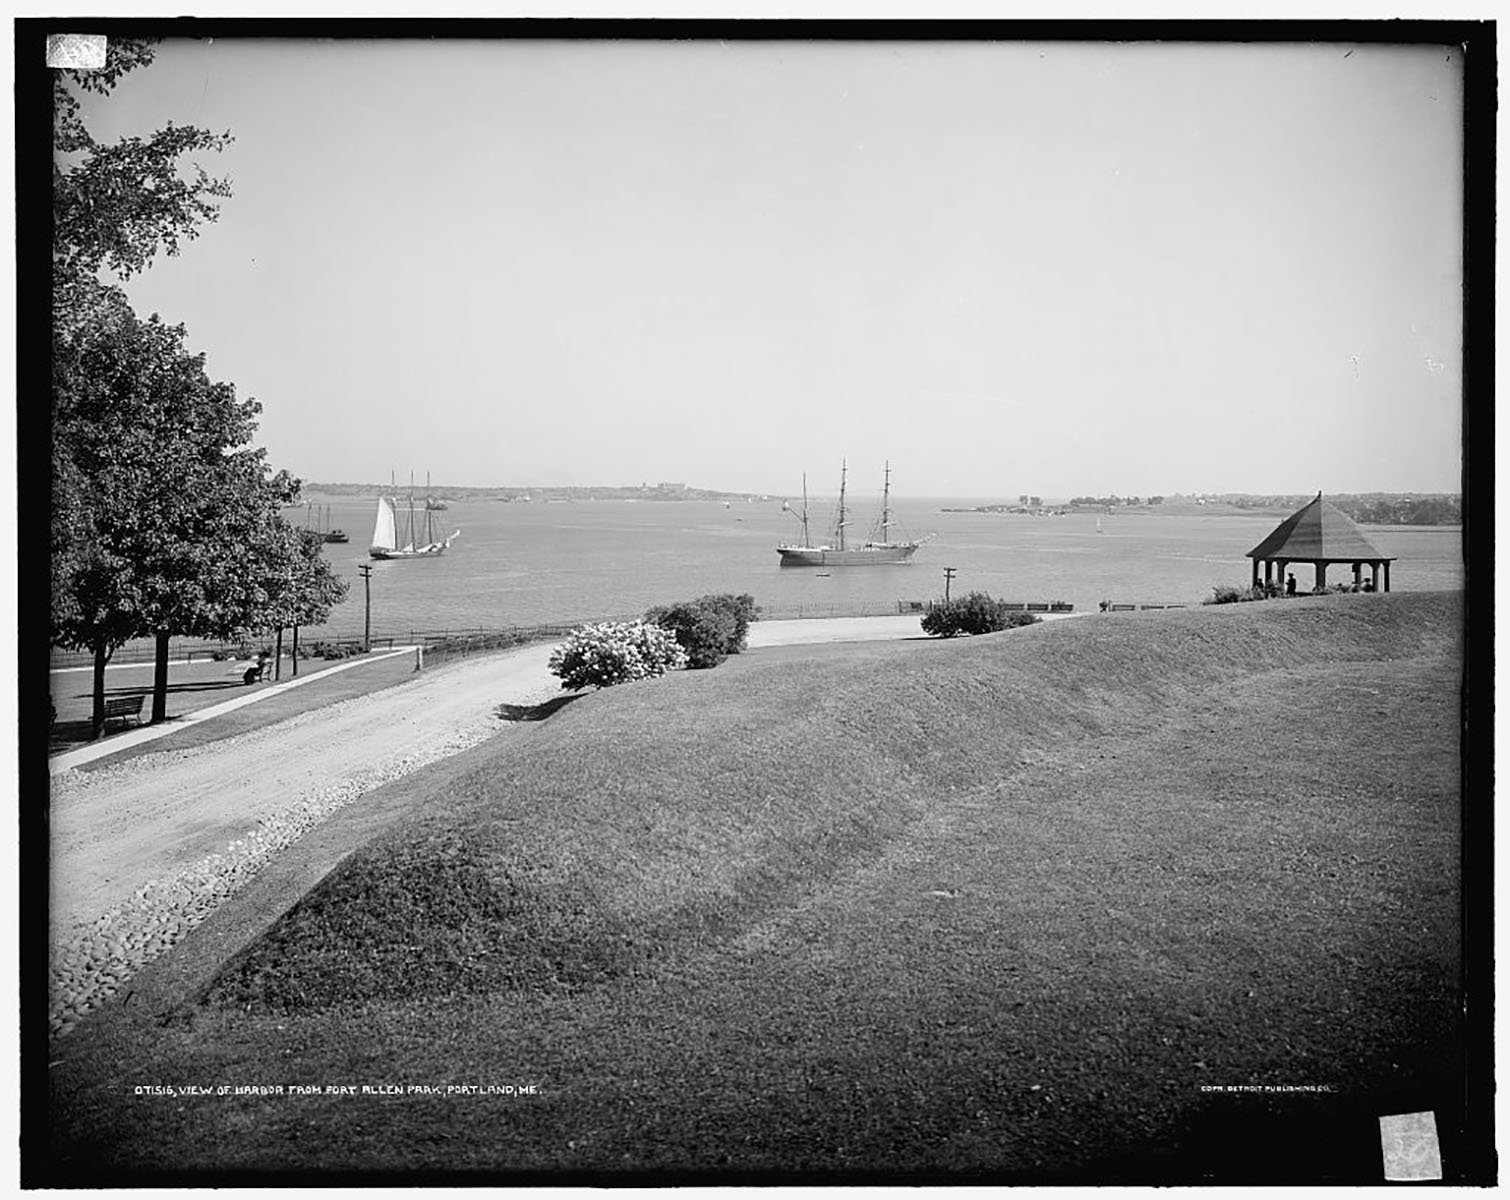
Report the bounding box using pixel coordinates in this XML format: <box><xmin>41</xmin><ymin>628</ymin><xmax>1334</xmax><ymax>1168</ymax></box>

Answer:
<box><xmin>302</xmin><ymin>481</ymin><xmax>777</xmax><ymax>505</ymax></box>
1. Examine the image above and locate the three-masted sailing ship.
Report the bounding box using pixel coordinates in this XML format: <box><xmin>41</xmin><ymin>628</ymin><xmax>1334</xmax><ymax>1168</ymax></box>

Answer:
<box><xmin>777</xmin><ymin>461</ymin><xmax>924</xmax><ymax>566</ymax></box>
<box><xmin>370</xmin><ymin>473</ymin><xmax>460</xmax><ymax>560</ymax></box>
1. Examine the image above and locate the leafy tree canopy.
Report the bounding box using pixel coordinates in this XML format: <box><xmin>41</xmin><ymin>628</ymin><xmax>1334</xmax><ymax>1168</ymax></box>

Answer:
<box><xmin>53</xmin><ymin>37</ymin><xmax>233</xmax><ymax>284</ymax></box>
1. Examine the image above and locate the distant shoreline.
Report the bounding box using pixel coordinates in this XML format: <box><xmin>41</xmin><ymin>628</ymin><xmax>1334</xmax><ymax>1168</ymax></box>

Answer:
<box><xmin>300</xmin><ymin>484</ymin><xmax>1462</xmax><ymax>519</ymax></box>
<box><xmin>300</xmin><ymin>483</ymin><xmax>777</xmax><ymax>505</ymax></box>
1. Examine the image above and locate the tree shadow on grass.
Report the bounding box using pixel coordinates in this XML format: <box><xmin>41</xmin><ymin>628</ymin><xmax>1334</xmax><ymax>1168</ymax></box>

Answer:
<box><xmin>114</xmin><ymin>681</ymin><xmax>248</xmax><ymax>696</ymax></box>
<box><xmin>58</xmin><ymin>681</ymin><xmax>248</xmax><ymax>702</ymax></box>
<box><xmin>495</xmin><ymin>694</ymin><xmax>583</xmax><ymax>723</ymax></box>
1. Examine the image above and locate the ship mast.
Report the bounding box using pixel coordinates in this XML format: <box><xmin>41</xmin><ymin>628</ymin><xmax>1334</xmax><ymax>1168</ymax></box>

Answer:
<box><xmin>836</xmin><ymin>459</ymin><xmax>849</xmax><ymax>551</ymax></box>
<box><xmin>880</xmin><ymin>460</ymin><xmax>893</xmax><ymax>545</ymax></box>
<box><xmin>425</xmin><ymin>471</ymin><xmax>436</xmax><ymax>545</ymax></box>
<box><xmin>800</xmin><ymin>473</ymin><xmax>811</xmax><ymax>547</ymax></box>
<box><xmin>408</xmin><ymin>471</ymin><xmax>418</xmax><ymax>549</ymax></box>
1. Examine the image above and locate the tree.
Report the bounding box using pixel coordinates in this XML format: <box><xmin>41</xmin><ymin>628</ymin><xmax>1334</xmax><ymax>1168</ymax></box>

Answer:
<box><xmin>51</xmin><ymin>286</ymin><xmax>185</xmax><ymax>733</ymax></box>
<box><xmin>52</xmin><ymin>38</ymin><xmax>233</xmax><ymax>287</ymax></box>
<box><xmin>254</xmin><ymin>526</ymin><xmax>351</xmax><ymax>681</ymax></box>
<box><xmin>51</xmin><ymin>293</ymin><xmax>316</xmax><ymax>732</ymax></box>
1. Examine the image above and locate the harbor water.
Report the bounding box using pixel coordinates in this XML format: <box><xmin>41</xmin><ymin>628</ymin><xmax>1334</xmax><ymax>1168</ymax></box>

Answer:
<box><xmin>292</xmin><ymin>496</ymin><xmax>1464</xmax><ymax>643</ymax></box>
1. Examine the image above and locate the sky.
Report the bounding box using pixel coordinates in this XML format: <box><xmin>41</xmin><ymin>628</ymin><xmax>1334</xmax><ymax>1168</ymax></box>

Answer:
<box><xmin>71</xmin><ymin>35</ymin><xmax>1465</xmax><ymax>499</ymax></box>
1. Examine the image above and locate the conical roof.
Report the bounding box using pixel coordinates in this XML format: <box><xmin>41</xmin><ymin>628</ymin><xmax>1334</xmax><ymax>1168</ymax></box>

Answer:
<box><xmin>1247</xmin><ymin>493</ymin><xmax>1394</xmax><ymax>561</ymax></box>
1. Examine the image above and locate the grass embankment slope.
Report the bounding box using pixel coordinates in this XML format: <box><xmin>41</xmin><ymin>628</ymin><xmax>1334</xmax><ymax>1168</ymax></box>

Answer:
<box><xmin>47</xmin><ymin>593</ymin><xmax>1465</xmax><ymax>1183</ymax></box>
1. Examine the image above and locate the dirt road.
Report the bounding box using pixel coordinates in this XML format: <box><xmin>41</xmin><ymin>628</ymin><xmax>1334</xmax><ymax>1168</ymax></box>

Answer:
<box><xmin>50</xmin><ymin>643</ymin><xmax>560</xmax><ymax>936</ymax></box>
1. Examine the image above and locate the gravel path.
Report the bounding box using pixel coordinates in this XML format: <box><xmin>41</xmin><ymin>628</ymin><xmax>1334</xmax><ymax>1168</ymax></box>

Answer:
<box><xmin>48</xmin><ymin>642</ymin><xmax>560</xmax><ymax>1039</ymax></box>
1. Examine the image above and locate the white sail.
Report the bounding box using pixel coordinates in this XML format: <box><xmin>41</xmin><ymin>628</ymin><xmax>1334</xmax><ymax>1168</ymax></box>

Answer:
<box><xmin>368</xmin><ymin>475</ymin><xmax>461</xmax><ymax>559</ymax></box>
<box><xmin>370</xmin><ymin>497</ymin><xmax>398</xmax><ymax>552</ymax></box>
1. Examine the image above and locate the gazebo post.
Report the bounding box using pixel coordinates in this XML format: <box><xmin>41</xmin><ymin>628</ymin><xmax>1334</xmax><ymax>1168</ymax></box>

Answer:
<box><xmin>1315</xmin><ymin>562</ymin><xmax>1327</xmax><ymax>592</ymax></box>
<box><xmin>1353</xmin><ymin>562</ymin><xmax>1362</xmax><ymax>591</ymax></box>
<box><xmin>1383</xmin><ymin>561</ymin><xmax>1391</xmax><ymax>592</ymax></box>
<box><xmin>1252</xmin><ymin>558</ymin><xmax>1260</xmax><ymax>589</ymax></box>
<box><xmin>1371</xmin><ymin>562</ymin><xmax>1381</xmax><ymax>591</ymax></box>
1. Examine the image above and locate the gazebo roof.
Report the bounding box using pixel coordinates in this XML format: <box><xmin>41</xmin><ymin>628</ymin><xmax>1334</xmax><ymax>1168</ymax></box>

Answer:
<box><xmin>1247</xmin><ymin>493</ymin><xmax>1395</xmax><ymax>562</ymax></box>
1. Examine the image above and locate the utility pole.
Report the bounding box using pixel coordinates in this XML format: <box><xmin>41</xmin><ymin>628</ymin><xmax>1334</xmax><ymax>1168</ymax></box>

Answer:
<box><xmin>359</xmin><ymin>564</ymin><xmax>373</xmax><ymax>652</ymax></box>
<box><xmin>943</xmin><ymin>566</ymin><xmax>957</xmax><ymax>603</ymax></box>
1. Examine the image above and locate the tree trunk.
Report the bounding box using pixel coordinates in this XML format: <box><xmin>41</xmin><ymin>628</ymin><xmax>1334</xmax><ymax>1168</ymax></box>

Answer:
<box><xmin>151</xmin><ymin>630</ymin><xmax>171</xmax><ymax>724</ymax></box>
<box><xmin>292</xmin><ymin>624</ymin><xmax>299</xmax><ymax>677</ymax></box>
<box><xmin>91</xmin><ymin>643</ymin><xmax>110</xmax><ymax>740</ymax></box>
<box><xmin>274</xmin><ymin>628</ymin><xmax>284</xmax><ymax>681</ymax></box>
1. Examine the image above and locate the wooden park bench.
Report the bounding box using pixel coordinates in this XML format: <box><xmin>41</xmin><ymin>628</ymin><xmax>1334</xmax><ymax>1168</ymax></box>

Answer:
<box><xmin>102</xmin><ymin>695</ymin><xmax>145</xmax><ymax>731</ymax></box>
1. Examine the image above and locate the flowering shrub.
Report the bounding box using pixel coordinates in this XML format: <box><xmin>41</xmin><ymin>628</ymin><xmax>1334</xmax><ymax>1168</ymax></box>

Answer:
<box><xmin>547</xmin><ymin>620</ymin><xmax>688</xmax><ymax>690</ymax></box>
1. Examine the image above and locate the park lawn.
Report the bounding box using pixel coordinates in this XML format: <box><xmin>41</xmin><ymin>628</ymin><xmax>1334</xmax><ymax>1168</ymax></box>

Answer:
<box><xmin>44</xmin><ymin>593</ymin><xmax>1466</xmax><ymax>1183</ymax></box>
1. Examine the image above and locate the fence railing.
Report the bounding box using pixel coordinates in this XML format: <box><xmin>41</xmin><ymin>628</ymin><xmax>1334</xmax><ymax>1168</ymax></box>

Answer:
<box><xmin>755</xmin><ymin>601</ymin><xmax>913</xmax><ymax>620</ymax></box>
<box><xmin>46</xmin><ymin>619</ymin><xmax>636</xmax><ymax>672</ymax></box>
<box><xmin>54</xmin><ymin>602</ymin><xmax>1065</xmax><ymax>671</ymax></box>
<box><xmin>894</xmin><ymin>600</ymin><xmax>1075</xmax><ymax>615</ymax></box>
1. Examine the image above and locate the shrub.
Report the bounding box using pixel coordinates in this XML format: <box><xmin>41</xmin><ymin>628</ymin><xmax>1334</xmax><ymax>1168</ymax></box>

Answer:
<box><xmin>307</xmin><ymin>640</ymin><xmax>365</xmax><ymax>660</ymax></box>
<box><xmin>699</xmin><ymin>592</ymin><xmax>758</xmax><ymax>650</ymax></box>
<box><xmin>548</xmin><ymin>621</ymin><xmax>688</xmax><ymax>690</ymax></box>
<box><xmin>645</xmin><ymin>593</ymin><xmax>758</xmax><ymax>669</ymax></box>
<box><xmin>1205</xmin><ymin>584</ymin><xmax>1270</xmax><ymax>605</ymax></box>
<box><xmin>646</xmin><ymin>602</ymin><xmax>736</xmax><ymax>669</ymax></box>
<box><xmin>921</xmin><ymin>592</ymin><xmax>1040</xmax><ymax>638</ymax></box>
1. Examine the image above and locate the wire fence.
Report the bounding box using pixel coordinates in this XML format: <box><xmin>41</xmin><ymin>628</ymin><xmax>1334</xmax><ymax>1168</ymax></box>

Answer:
<box><xmin>46</xmin><ymin>615</ymin><xmax>650</xmax><ymax>673</ymax></box>
<box><xmin>47</xmin><ymin>625</ymin><xmax>582</xmax><ymax>672</ymax></box>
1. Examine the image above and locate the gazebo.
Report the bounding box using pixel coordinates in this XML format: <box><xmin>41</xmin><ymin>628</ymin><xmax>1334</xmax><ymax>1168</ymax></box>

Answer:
<box><xmin>1247</xmin><ymin>492</ymin><xmax>1396</xmax><ymax>594</ymax></box>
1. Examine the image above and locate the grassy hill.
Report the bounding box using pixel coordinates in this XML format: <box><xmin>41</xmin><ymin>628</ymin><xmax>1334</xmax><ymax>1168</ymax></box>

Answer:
<box><xmin>46</xmin><ymin>593</ymin><xmax>1468</xmax><ymax>1183</ymax></box>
